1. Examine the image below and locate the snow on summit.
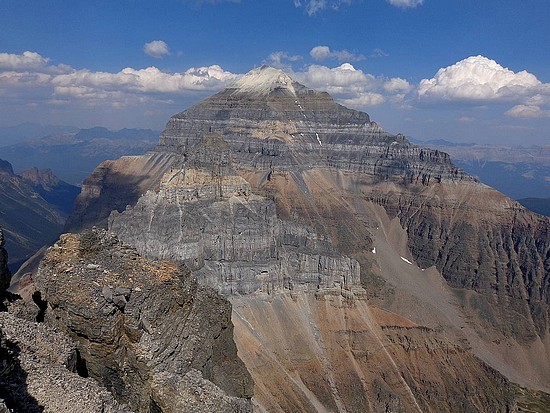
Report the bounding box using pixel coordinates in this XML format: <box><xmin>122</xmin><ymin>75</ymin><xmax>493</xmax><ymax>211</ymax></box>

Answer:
<box><xmin>229</xmin><ymin>66</ymin><xmax>296</xmax><ymax>96</ymax></box>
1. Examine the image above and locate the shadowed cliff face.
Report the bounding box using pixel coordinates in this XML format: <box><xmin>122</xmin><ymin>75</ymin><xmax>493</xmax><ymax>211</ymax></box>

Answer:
<box><xmin>65</xmin><ymin>66</ymin><xmax>550</xmax><ymax>409</ymax></box>
<box><xmin>0</xmin><ymin>228</ymin><xmax>9</xmax><ymax>294</ymax></box>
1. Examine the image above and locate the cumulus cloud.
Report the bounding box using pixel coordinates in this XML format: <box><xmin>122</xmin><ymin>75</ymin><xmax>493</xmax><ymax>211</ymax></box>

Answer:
<box><xmin>294</xmin><ymin>0</ymin><xmax>352</xmax><ymax>16</ymax></box>
<box><xmin>52</xmin><ymin>65</ymin><xmax>238</xmax><ymax>101</ymax></box>
<box><xmin>505</xmin><ymin>105</ymin><xmax>550</xmax><ymax>118</ymax></box>
<box><xmin>387</xmin><ymin>0</ymin><xmax>424</xmax><ymax>8</ymax></box>
<box><xmin>310</xmin><ymin>46</ymin><xmax>365</xmax><ymax>63</ymax></box>
<box><xmin>144</xmin><ymin>40</ymin><xmax>170</xmax><ymax>58</ymax></box>
<box><xmin>0</xmin><ymin>51</ymin><xmax>239</xmax><ymax>111</ymax></box>
<box><xmin>293</xmin><ymin>63</ymin><xmax>407</xmax><ymax>108</ymax></box>
<box><xmin>383</xmin><ymin>77</ymin><xmax>412</xmax><ymax>93</ymax></box>
<box><xmin>341</xmin><ymin>92</ymin><xmax>385</xmax><ymax>107</ymax></box>
<box><xmin>0</xmin><ymin>51</ymin><xmax>49</xmax><ymax>70</ymax></box>
<box><xmin>418</xmin><ymin>56</ymin><xmax>542</xmax><ymax>102</ymax></box>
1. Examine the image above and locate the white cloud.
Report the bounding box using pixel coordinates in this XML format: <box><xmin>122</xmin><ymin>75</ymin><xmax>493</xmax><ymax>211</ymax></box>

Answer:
<box><xmin>505</xmin><ymin>105</ymin><xmax>550</xmax><ymax>119</ymax></box>
<box><xmin>294</xmin><ymin>63</ymin><xmax>379</xmax><ymax>95</ymax></box>
<box><xmin>144</xmin><ymin>40</ymin><xmax>170</xmax><ymax>58</ymax></box>
<box><xmin>51</xmin><ymin>65</ymin><xmax>238</xmax><ymax>100</ymax></box>
<box><xmin>293</xmin><ymin>63</ymin><xmax>407</xmax><ymax>108</ymax></box>
<box><xmin>295</xmin><ymin>0</ymin><xmax>352</xmax><ymax>15</ymax></box>
<box><xmin>418</xmin><ymin>55</ymin><xmax>542</xmax><ymax>102</ymax></box>
<box><xmin>341</xmin><ymin>92</ymin><xmax>385</xmax><ymax>107</ymax></box>
<box><xmin>369</xmin><ymin>48</ymin><xmax>389</xmax><ymax>58</ymax></box>
<box><xmin>0</xmin><ymin>51</ymin><xmax>49</xmax><ymax>70</ymax></box>
<box><xmin>0</xmin><ymin>50</ymin><xmax>239</xmax><ymax>110</ymax></box>
<box><xmin>310</xmin><ymin>46</ymin><xmax>365</xmax><ymax>62</ymax></box>
<box><xmin>383</xmin><ymin>77</ymin><xmax>412</xmax><ymax>93</ymax></box>
<box><xmin>264</xmin><ymin>51</ymin><xmax>303</xmax><ymax>67</ymax></box>
<box><xmin>387</xmin><ymin>0</ymin><xmax>424</xmax><ymax>8</ymax></box>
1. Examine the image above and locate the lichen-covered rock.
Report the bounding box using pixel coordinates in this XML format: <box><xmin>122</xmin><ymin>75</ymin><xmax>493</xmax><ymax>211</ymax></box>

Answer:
<box><xmin>33</xmin><ymin>229</ymin><xmax>253</xmax><ymax>413</ymax></box>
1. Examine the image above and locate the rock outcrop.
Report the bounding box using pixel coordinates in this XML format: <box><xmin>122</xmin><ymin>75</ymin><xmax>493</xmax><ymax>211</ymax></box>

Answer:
<box><xmin>32</xmin><ymin>228</ymin><xmax>253</xmax><ymax>413</ymax></box>
<box><xmin>0</xmin><ymin>312</ymin><xmax>130</xmax><ymax>413</ymax></box>
<box><xmin>110</xmin><ymin>133</ymin><xmax>361</xmax><ymax>297</ymax></box>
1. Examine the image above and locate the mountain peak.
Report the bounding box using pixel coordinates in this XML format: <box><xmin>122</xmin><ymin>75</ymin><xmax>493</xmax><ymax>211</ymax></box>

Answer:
<box><xmin>228</xmin><ymin>65</ymin><xmax>297</xmax><ymax>96</ymax></box>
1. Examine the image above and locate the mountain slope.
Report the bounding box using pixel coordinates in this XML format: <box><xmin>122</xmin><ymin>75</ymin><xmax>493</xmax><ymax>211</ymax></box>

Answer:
<box><xmin>0</xmin><ymin>159</ymin><xmax>79</xmax><ymax>271</ymax></box>
<box><xmin>62</xmin><ymin>66</ymin><xmax>550</xmax><ymax>410</ymax></box>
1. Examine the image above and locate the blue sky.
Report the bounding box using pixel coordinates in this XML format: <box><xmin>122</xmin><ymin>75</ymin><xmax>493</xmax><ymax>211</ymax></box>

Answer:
<box><xmin>1</xmin><ymin>0</ymin><xmax>549</xmax><ymax>145</ymax></box>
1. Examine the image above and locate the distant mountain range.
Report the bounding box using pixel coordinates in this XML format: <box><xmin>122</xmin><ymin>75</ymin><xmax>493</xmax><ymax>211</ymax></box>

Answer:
<box><xmin>0</xmin><ymin>159</ymin><xmax>79</xmax><ymax>271</ymax></box>
<box><xmin>1</xmin><ymin>125</ymin><xmax>159</xmax><ymax>184</ymax></box>
<box><xmin>0</xmin><ymin>122</ymin><xmax>78</xmax><ymax>146</ymax></box>
<box><xmin>411</xmin><ymin>138</ymin><xmax>550</xmax><ymax>199</ymax></box>
<box><xmin>517</xmin><ymin>197</ymin><xmax>550</xmax><ymax>217</ymax></box>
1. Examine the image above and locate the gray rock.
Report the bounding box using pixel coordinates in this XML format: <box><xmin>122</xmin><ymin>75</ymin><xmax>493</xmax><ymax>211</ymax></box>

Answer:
<box><xmin>33</xmin><ymin>229</ymin><xmax>253</xmax><ymax>412</ymax></box>
<box><xmin>0</xmin><ymin>312</ymin><xmax>131</xmax><ymax>413</ymax></box>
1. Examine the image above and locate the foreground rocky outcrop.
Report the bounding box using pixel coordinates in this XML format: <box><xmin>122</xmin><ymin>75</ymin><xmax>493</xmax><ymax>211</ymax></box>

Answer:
<box><xmin>30</xmin><ymin>228</ymin><xmax>252</xmax><ymax>413</ymax></box>
<box><xmin>0</xmin><ymin>312</ymin><xmax>130</xmax><ymax>413</ymax></box>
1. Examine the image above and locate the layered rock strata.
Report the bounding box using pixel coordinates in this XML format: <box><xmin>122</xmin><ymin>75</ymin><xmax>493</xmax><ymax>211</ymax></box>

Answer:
<box><xmin>109</xmin><ymin>133</ymin><xmax>362</xmax><ymax>297</ymax></box>
<box><xmin>32</xmin><ymin>229</ymin><xmax>253</xmax><ymax>413</ymax></box>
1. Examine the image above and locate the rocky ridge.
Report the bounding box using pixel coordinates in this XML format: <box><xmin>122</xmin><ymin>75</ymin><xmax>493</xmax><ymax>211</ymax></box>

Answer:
<box><xmin>30</xmin><ymin>228</ymin><xmax>253</xmax><ymax>413</ymax></box>
<box><xmin>0</xmin><ymin>159</ymin><xmax>79</xmax><ymax>271</ymax></box>
<box><xmin>0</xmin><ymin>311</ymin><xmax>130</xmax><ymax>413</ymax></box>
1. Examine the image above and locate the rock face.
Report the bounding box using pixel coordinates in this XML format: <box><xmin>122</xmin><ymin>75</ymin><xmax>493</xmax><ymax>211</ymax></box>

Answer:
<box><xmin>0</xmin><ymin>228</ymin><xmax>10</xmax><ymax>295</ymax></box>
<box><xmin>0</xmin><ymin>312</ymin><xmax>130</xmax><ymax>413</ymax></box>
<box><xmin>110</xmin><ymin>133</ymin><xmax>361</xmax><ymax>297</ymax></box>
<box><xmin>65</xmin><ymin>66</ymin><xmax>550</xmax><ymax>409</ymax></box>
<box><xmin>33</xmin><ymin>228</ymin><xmax>253</xmax><ymax>413</ymax></box>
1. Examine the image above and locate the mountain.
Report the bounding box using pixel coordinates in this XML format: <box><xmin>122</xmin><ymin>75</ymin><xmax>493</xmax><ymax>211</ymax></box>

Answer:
<box><xmin>413</xmin><ymin>139</ymin><xmax>550</xmax><ymax>199</ymax></box>
<box><xmin>0</xmin><ymin>159</ymin><xmax>79</xmax><ymax>271</ymax></box>
<box><xmin>1</xmin><ymin>127</ymin><xmax>159</xmax><ymax>184</ymax></box>
<box><xmin>0</xmin><ymin>122</ymin><xmax>78</xmax><ymax>147</ymax></box>
<box><xmin>518</xmin><ymin>197</ymin><xmax>550</xmax><ymax>217</ymax></box>
<box><xmin>17</xmin><ymin>66</ymin><xmax>550</xmax><ymax>411</ymax></box>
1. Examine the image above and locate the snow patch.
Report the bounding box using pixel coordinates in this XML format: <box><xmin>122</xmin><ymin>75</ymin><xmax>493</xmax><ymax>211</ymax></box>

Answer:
<box><xmin>371</xmin><ymin>247</ymin><xmax>376</xmax><ymax>254</ymax></box>
<box><xmin>400</xmin><ymin>256</ymin><xmax>413</xmax><ymax>265</ymax></box>
<box><xmin>230</xmin><ymin>66</ymin><xmax>296</xmax><ymax>96</ymax></box>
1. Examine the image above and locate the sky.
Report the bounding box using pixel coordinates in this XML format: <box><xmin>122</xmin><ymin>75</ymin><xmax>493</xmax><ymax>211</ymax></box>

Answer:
<box><xmin>1</xmin><ymin>0</ymin><xmax>549</xmax><ymax>145</ymax></box>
